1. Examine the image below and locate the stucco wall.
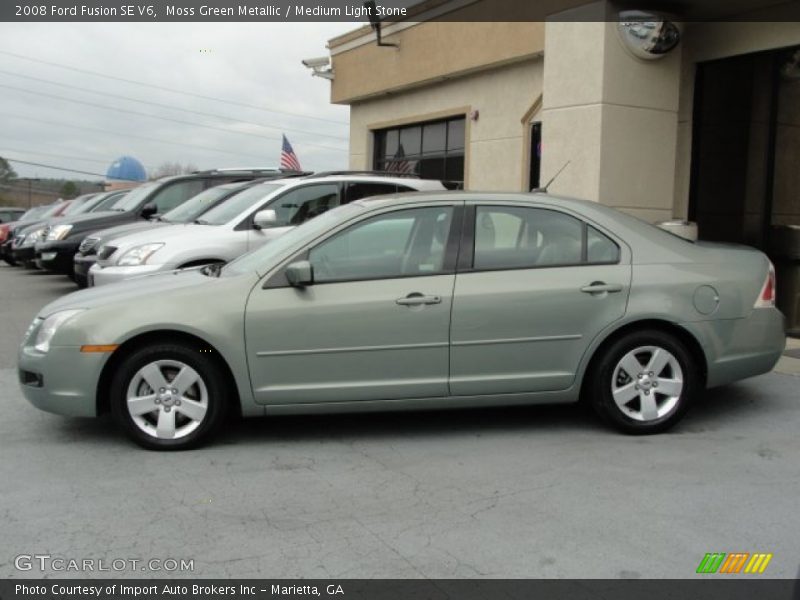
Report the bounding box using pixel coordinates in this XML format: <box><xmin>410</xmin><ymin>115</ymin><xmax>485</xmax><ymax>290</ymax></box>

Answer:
<box><xmin>347</xmin><ymin>58</ymin><xmax>543</xmax><ymax>191</ymax></box>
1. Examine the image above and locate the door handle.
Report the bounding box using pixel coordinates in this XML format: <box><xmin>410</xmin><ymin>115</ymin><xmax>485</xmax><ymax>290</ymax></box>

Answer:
<box><xmin>580</xmin><ymin>281</ymin><xmax>623</xmax><ymax>294</ymax></box>
<box><xmin>396</xmin><ymin>293</ymin><xmax>442</xmax><ymax>306</ymax></box>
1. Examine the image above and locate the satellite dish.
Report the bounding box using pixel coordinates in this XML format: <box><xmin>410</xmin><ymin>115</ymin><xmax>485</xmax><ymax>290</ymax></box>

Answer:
<box><xmin>617</xmin><ymin>11</ymin><xmax>681</xmax><ymax>60</ymax></box>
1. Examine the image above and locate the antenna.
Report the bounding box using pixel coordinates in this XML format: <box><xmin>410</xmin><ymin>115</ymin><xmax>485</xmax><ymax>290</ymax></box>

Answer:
<box><xmin>532</xmin><ymin>160</ymin><xmax>570</xmax><ymax>193</ymax></box>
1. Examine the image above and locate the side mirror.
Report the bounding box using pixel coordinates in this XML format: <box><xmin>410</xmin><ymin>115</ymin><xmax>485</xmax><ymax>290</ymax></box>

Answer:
<box><xmin>140</xmin><ymin>203</ymin><xmax>157</xmax><ymax>219</ymax></box>
<box><xmin>285</xmin><ymin>260</ymin><xmax>314</xmax><ymax>287</ymax></box>
<box><xmin>253</xmin><ymin>209</ymin><xmax>277</xmax><ymax>229</ymax></box>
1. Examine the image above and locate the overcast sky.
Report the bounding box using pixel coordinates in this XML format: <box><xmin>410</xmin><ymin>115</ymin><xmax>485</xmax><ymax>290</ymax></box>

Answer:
<box><xmin>0</xmin><ymin>22</ymin><xmax>355</xmax><ymax>181</ymax></box>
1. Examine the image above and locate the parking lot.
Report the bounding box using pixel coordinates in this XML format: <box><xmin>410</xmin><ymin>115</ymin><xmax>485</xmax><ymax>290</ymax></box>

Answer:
<box><xmin>1</xmin><ymin>263</ymin><xmax>799</xmax><ymax>579</ymax></box>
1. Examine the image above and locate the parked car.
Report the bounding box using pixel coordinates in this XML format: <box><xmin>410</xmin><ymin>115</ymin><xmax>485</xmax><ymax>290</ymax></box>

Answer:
<box><xmin>1</xmin><ymin>204</ymin><xmax>54</xmax><ymax>265</ymax></box>
<box><xmin>0</xmin><ymin>206</ymin><xmax>26</xmax><ymax>224</ymax></box>
<box><xmin>10</xmin><ymin>200</ymin><xmax>75</xmax><ymax>267</ymax></box>
<box><xmin>88</xmin><ymin>173</ymin><xmax>445</xmax><ymax>287</ymax></box>
<box><xmin>33</xmin><ymin>191</ymin><xmax>129</xmax><ymax>271</ymax></box>
<box><xmin>33</xmin><ymin>168</ymin><xmax>304</xmax><ymax>279</ymax></box>
<box><xmin>18</xmin><ymin>192</ymin><xmax>785</xmax><ymax>450</ymax></box>
<box><xmin>73</xmin><ymin>179</ymin><xmax>273</xmax><ymax>288</ymax></box>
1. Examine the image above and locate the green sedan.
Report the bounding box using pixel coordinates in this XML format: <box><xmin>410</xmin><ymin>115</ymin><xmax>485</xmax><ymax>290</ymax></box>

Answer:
<box><xmin>18</xmin><ymin>193</ymin><xmax>786</xmax><ymax>450</ymax></box>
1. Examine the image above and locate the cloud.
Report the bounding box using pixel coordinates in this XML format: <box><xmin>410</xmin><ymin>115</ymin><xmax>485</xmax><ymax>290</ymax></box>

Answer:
<box><xmin>0</xmin><ymin>21</ymin><xmax>354</xmax><ymax>179</ymax></box>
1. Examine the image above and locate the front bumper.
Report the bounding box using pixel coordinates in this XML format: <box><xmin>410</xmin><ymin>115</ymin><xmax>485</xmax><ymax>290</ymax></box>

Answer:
<box><xmin>89</xmin><ymin>263</ymin><xmax>169</xmax><ymax>287</ymax></box>
<box><xmin>12</xmin><ymin>245</ymin><xmax>36</xmax><ymax>263</ymax></box>
<box><xmin>683</xmin><ymin>307</ymin><xmax>786</xmax><ymax>388</ymax></box>
<box><xmin>73</xmin><ymin>253</ymin><xmax>97</xmax><ymax>286</ymax></box>
<box><xmin>35</xmin><ymin>240</ymin><xmax>80</xmax><ymax>274</ymax></box>
<box><xmin>18</xmin><ymin>344</ymin><xmax>109</xmax><ymax>417</ymax></box>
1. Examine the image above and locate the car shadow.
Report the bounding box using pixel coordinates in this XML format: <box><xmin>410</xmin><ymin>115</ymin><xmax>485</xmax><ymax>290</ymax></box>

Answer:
<box><xmin>46</xmin><ymin>380</ymin><xmax>774</xmax><ymax>448</ymax></box>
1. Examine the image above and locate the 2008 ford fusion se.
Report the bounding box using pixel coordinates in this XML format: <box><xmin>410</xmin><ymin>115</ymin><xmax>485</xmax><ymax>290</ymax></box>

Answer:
<box><xmin>18</xmin><ymin>193</ymin><xmax>785</xmax><ymax>450</ymax></box>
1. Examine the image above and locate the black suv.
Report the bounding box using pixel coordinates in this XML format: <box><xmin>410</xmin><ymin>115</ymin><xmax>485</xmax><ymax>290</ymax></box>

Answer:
<box><xmin>35</xmin><ymin>168</ymin><xmax>306</xmax><ymax>278</ymax></box>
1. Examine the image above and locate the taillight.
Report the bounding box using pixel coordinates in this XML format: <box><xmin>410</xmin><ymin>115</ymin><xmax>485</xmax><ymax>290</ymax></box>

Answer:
<box><xmin>0</xmin><ymin>226</ymin><xmax>7</xmax><ymax>243</ymax></box>
<box><xmin>754</xmin><ymin>262</ymin><xmax>776</xmax><ymax>308</ymax></box>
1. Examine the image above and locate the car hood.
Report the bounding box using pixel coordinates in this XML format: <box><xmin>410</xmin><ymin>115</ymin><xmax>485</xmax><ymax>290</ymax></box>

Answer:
<box><xmin>108</xmin><ymin>222</ymin><xmax>230</xmax><ymax>253</ymax></box>
<box><xmin>91</xmin><ymin>220</ymin><xmax>167</xmax><ymax>244</ymax></box>
<box><xmin>57</xmin><ymin>210</ymin><xmax>139</xmax><ymax>235</ymax></box>
<box><xmin>39</xmin><ymin>267</ymin><xmax>251</xmax><ymax>317</ymax></box>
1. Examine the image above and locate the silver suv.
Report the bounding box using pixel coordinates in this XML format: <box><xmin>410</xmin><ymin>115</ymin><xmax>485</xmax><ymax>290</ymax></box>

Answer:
<box><xmin>88</xmin><ymin>173</ymin><xmax>446</xmax><ymax>286</ymax></box>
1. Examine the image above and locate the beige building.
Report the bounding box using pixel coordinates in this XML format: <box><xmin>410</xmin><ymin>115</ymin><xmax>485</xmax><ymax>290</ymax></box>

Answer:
<box><xmin>318</xmin><ymin>0</ymin><xmax>800</xmax><ymax>252</ymax></box>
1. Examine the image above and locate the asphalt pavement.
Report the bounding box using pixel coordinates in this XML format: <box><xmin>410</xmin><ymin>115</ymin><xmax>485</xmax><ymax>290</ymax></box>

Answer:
<box><xmin>1</xmin><ymin>263</ymin><xmax>798</xmax><ymax>579</ymax></box>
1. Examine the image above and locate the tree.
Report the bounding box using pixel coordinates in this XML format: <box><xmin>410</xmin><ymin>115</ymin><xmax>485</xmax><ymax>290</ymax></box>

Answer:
<box><xmin>0</xmin><ymin>156</ymin><xmax>17</xmax><ymax>183</ymax></box>
<box><xmin>60</xmin><ymin>181</ymin><xmax>79</xmax><ymax>199</ymax></box>
<box><xmin>150</xmin><ymin>161</ymin><xmax>198</xmax><ymax>179</ymax></box>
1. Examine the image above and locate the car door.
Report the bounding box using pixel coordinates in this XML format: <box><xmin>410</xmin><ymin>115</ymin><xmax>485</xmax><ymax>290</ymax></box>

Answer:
<box><xmin>245</xmin><ymin>183</ymin><xmax>340</xmax><ymax>251</ymax></box>
<box><xmin>449</xmin><ymin>203</ymin><xmax>631</xmax><ymax>395</ymax></box>
<box><xmin>245</xmin><ymin>203</ymin><xmax>462</xmax><ymax>405</ymax></box>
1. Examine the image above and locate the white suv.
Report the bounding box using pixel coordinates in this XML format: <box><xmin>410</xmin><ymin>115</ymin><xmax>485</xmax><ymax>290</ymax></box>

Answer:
<box><xmin>88</xmin><ymin>174</ymin><xmax>446</xmax><ymax>287</ymax></box>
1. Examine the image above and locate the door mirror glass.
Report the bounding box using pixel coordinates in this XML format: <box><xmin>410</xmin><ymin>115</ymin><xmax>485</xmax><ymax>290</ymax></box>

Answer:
<box><xmin>253</xmin><ymin>209</ymin><xmax>277</xmax><ymax>229</ymax></box>
<box><xmin>285</xmin><ymin>260</ymin><xmax>314</xmax><ymax>286</ymax></box>
<box><xmin>140</xmin><ymin>203</ymin><xmax>158</xmax><ymax>219</ymax></box>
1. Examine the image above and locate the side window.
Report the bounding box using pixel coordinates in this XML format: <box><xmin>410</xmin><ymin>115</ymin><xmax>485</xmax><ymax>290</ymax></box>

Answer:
<box><xmin>343</xmin><ymin>182</ymin><xmax>398</xmax><ymax>204</ymax></box>
<box><xmin>149</xmin><ymin>180</ymin><xmax>205</xmax><ymax>214</ymax></box>
<box><xmin>268</xmin><ymin>184</ymin><xmax>339</xmax><ymax>227</ymax></box>
<box><xmin>587</xmin><ymin>225</ymin><xmax>620</xmax><ymax>263</ymax></box>
<box><xmin>309</xmin><ymin>206</ymin><xmax>453</xmax><ymax>283</ymax></box>
<box><xmin>473</xmin><ymin>206</ymin><xmax>584</xmax><ymax>270</ymax></box>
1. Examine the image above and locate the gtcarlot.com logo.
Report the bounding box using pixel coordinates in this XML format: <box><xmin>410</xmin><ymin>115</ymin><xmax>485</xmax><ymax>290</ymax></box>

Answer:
<box><xmin>14</xmin><ymin>554</ymin><xmax>194</xmax><ymax>573</ymax></box>
<box><xmin>696</xmin><ymin>552</ymin><xmax>773</xmax><ymax>574</ymax></box>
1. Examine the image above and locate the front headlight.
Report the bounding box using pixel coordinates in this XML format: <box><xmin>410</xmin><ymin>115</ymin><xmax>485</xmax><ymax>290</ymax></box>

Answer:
<box><xmin>33</xmin><ymin>309</ymin><xmax>84</xmax><ymax>353</ymax></box>
<box><xmin>117</xmin><ymin>243</ymin><xmax>164</xmax><ymax>266</ymax></box>
<box><xmin>47</xmin><ymin>224</ymin><xmax>73</xmax><ymax>241</ymax></box>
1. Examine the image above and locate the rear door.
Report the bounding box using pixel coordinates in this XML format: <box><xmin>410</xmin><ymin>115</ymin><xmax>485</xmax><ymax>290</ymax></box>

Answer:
<box><xmin>449</xmin><ymin>203</ymin><xmax>631</xmax><ymax>395</ymax></box>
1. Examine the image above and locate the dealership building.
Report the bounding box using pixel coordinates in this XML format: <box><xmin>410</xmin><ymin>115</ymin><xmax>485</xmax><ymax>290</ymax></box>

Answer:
<box><xmin>310</xmin><ymin>0</ymin><xmax>800</xmax><ymax>326</ymax></box>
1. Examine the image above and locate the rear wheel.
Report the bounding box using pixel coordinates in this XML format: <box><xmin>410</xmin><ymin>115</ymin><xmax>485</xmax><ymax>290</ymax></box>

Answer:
<box><xmin>589</xmin><ymin>330</ymin><xmax>699</xmax><ymax>434</ymax></box>
<box><xmin>110</xmin><ymin>343</ymin><xmax>229</xmax><ymax>450</ymax></box>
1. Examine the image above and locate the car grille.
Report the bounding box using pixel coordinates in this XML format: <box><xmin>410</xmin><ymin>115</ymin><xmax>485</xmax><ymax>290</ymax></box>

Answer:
<box><xmin>97</xmin><ymin>245</ymin><xmax>117</xmax><ymax>260</ymax></box>
<box><xmin>78</xmin><ymin>236</ymin><xmax>99</xmax><ymax>255</ymax></box>
<box><xmin>41</xmin><ymin>226</ymin><xmax>51</xmax><ymax>241</ymax></box>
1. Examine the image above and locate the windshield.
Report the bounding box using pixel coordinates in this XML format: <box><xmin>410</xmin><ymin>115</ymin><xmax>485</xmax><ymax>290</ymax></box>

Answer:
<box><xmin>224</xmin><ymin>203</ymin><xmax>362</xmax><ymax>277</ymax></box>
<box><xmin>110</xmin><ymin>181</ymin><xmax>160</xmax><ymax>212</ymax></box>
<box><xmin>161</xmin><ymin>185</ymin><xmax>235</xmax><ymax>223</ymax></box>
<box><xmin>41</xmin><ymin>202</ymin><xmax>67</xmax><ymax>218</ymax></box>
<box><xmin>92</xmin><ymin>191</ymin><xmax>128</xmax><ymax>212</ymax></box>
<box><xmin>196</xmin><ymin>183</ymin><xmax>283</xmax><ymax>226</ymax></box>
<box><xmin>62</xmin><ymin>195</ymin><xmax>98</xmax><ymax>215</ymax></box>
<box><xmin>20</xmin><ymin>206</ymin><xmax>48</xmax><ymax>221</ymax></box>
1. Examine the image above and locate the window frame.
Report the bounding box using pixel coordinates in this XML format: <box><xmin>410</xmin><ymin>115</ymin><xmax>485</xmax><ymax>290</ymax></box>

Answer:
<box><xmin>459</xmin><ymin>204</ymin><xmax>622</xmax><ymax>273</ymax></box>
<box><xmin>234</xmin><ymin>182</ymin><xmax>343</xmax><ymax>231</ymax></box>
<box><xmin>264</xmin><ymin>203</ymin><xmax>465</xmax><ymax>288</ymax></box>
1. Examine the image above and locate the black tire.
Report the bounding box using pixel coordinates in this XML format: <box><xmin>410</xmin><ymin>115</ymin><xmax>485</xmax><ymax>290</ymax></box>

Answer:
<box><xmin>2</xmin><ymin>256</ymin><xmax>16</xmax><ymax>266</ymax></box>
<box><xmin>110</xmin><ymin>343</ymin><xmax>229</xmax><ymax>450</ymax></box>
<box><xmin>589</xmin><ymin>329</ymin><xmax>699</xmax><ymax>434</ymax></box>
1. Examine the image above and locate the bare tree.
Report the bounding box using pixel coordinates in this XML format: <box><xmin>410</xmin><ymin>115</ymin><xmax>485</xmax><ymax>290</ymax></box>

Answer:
<box><xmin>150</xmin><ymin>161</ymin><xmax>198</xmax><ymax>179</ymax></box>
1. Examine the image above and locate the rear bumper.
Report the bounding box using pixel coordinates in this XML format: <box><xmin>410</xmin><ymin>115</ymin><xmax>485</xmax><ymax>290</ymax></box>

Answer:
<box><xmin>682</xmin><ymin>308</ymin><xmax>786</xmax><ymax>388</ymax></box>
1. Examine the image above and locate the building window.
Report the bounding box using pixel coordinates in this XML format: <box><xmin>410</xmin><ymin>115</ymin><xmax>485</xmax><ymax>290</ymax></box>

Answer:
<box><xmin>373</xmin><ymin>116</ymin><xmax>466</xmax><ymax>188</ymax></box>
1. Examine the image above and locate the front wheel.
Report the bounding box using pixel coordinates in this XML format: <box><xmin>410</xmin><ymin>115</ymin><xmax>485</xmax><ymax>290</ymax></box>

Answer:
<box><xmin>589</xmin><ymin>330</ymin><xmax>699</xmax><ymax>434</ymax></box>
<box><xmin>110</xmin><ymin>343</ymin><xmax>229</xmax><ymax>450</ymax></box>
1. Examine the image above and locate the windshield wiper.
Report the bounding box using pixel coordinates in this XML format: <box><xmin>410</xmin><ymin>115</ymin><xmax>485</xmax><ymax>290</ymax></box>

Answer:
<box><xmin>194</xmin><ymin>218</ymin><xmax>210</xmax><ymax>225</ymax></box>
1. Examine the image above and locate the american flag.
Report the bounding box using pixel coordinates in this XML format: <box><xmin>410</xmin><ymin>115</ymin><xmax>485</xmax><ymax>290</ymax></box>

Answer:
<box><xmin>385</xmin><ymin>143</ymin><xmax>417</xmax><ymax>174</ymax></box>
<box><xmin>280</xmin><ymin>135</ymin><xmax>303</xmax><ymax>171</ymax></box>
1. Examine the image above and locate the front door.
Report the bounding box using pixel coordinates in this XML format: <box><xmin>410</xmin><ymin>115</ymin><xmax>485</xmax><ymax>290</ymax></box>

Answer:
<box><xmin>245</xmin><ymin>204</ymin><xmax>461</xmax><ymax>405</ymax></box>
<box><xmin>450</xmin><ymin>204</ymin><xmax>630</xmax><ymax>395</ymax></box>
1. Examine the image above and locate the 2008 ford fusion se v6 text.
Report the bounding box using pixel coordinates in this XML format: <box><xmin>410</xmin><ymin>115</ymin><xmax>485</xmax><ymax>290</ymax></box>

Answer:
<box><xmin>18</xmin><ymin>192</ymin><xmax>786</xmax><ymax>450</ymax></box>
